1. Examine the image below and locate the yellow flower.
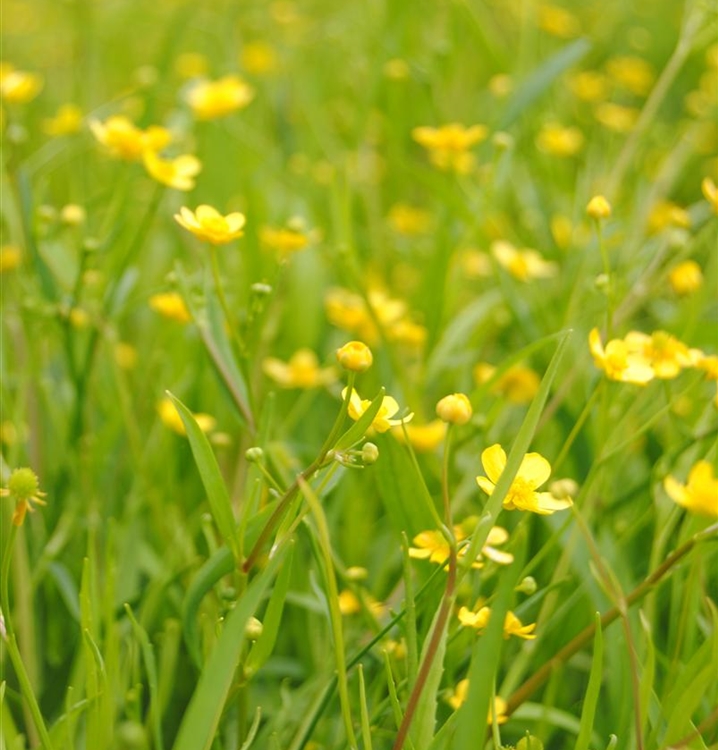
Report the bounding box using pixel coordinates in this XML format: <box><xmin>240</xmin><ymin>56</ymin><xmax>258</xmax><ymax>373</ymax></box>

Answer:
<box><xmin>240</xmin><ymin>41</ymin><xmax>278</xmax><ymax>76</ymax></box>
<box><xmin>336</xmin><ymin>341</ymin><xmax>373</xmax><ymax>373</ymax></box>
<box><xmin>696</xmin><ymin>353</ymin><xmax>718</xmax><ymax>381</ymax></box>
<box><xmin>488</xmin><ymin>74</ymin><xmax>513</xmax><ymax>98</ymax></box>
<box><xmin>343</xmin><ymin>387</ymin><xmax>412</xmax><ymax>433</ymax></box>
<box><xmin>500</xmin><ymin>365</ymin><xmax>541</xmax><ymax>404</ymax></box>
<box><xmin>0</xmin><ymin>65</ymin><xmax>42</xmax><ymax>103</ymax></box>
<box><xmin>386</xmin><ymin>319</ymin><xmax>428</xmax><ymax>348</ymax></box>
<box><xmin>477</xmin><ymin>444</ymin><xmax>573</xmax><ymax>515</ymax></box>
<box><xmin>436</xmin><ymin>393</ymin><xmax>473</xmax><ymax>425</ymax></box>
<box><xmin>60</xmin><ymin>204</ymin><xmax>86</xmax><ymax>226</ymax></box>
<box><xmin>586</xmin><ymin>195</ymin><xmax>612</xmax><ymax>220</ymax></box>
<box><xmin>143</xmin><ymin>151</ymin><xmax>201</xmax><ymax>191</ymax></box>
<box><xmin>594</xmin><ymin>102</ymin><xmax>640</xmax><ymax>134</ymax></box>
<box><xmin>174</xmin><ymin>52</ymin><xmax>209</xmax><ymax>79</ymax></box>
<box><xmin>537</xmin><ymin>4</ymin><xmax>580</xmax><ymax>38</ymax></box>
<box><xmin>0</xmin><ymin>245</ymin><xmax>22</xmax><ymax>273</ymax></box>
<box><xmin>606</xmin><ymin>56</ymin><xmax>655</xmax><ymax>97</ymax></box>
<box><xmin>174</xmin><ymin>205</ymin><xmax>246</xmax><ymax>245</ymax></box>
<box><xmin>647</xmin><ymin>200</ymin><xmax>690</xmax><ymax>234</ymax></box>
<box><xmin>458</xmin><ymin>606</ymin><xmax>537</xmax><ymax>640</ymax></box>
<box><xmin>447</xmin><ymin>680</ymin><xmax>508</xmax><ymax>723</ymax></box>
<box><xmin>458</xmin><ymin>248</ymin><xmax>493</xmax><ymax>279</ymax></box>
<box><xmin>664</xmin><ymin>461</ymin><xmax>718</xmax><ymax>517</ymax></box>
<box><xmin>412</xmin><ymin>123</ymin><xmax>488</xmax><ymax>173</ymax></box>
<box><xmin>186</xmin><ymin>75</ymin><xmax>254</xmax><ymax>120</ymax></box>
<box><xmin>589</xmin><ymin>328</ymin><xmax>655</xmax><ymax>384</ymax></box>
<box><xmin>702</xmin><ymin>177</ymin><xmax>718</xmax><ymax>214</ymax></box>
<box><xmin>623</xmin><ymin>330</ymin><xmax>699</xmax><ymax>380</ymax></box>
<box><xmin>157</xmin><ymin>397</ymin><xmax>215</xmax><ymax>436</ymax></box>
<box><xmin>387</xmin><ymin>203</ymin><xmax>432</xmax><ymax>236</ymax></box>
<box><xmin>536</xmin><ymin>123</ymin><xmax>584</xmax><ymax>157</ymax></box>
<box><xmin>1</xmin><ymin>467</ymin><xmax>47</xmax><ymax>526</ymax></box>
<box><xmin>668</xmin><ymin>260</ymin><xmax>703</xmax><ymax>296</ymax></box>
<box><xmin>259</xmin><ymin>224</ymin><xmax>310</xmax><ymax>256</ymax></box>
<box><xmin>149</xmin><ymin>292</ymin><xmax>192</xmax><ymax>323</ymax></box>
<box><xmin>114</xmin><ymin>342</ymin><xmax>138</xmax><ymax>370</ymax></box>
<box><xmin>568</xmin><ymin>70</ymin><xmax>610</xmax><ymax>102</ymax></box>
<box><xmin>491</xmin><ymin>240</ymin><xmax>557</xmax><ymax>282</ymax></box>
<box><xmin>338</xmin><ymin>590</ymin><xmax>361</xmax><ymax>615</ymax></box>
<box><xmin>90</xmin><ymin>115</ymin><xmax>171</xmax><ymax>161</ymax></box>
<box><xmin>408</xmin><ymin>525</ymin><xmax>514</xmax><ymax>568</ymax></box>
<box><xmin>263</xmin><ymin>349</ymin><xmax>336</xmax><ymax>388</ymax></box>
<box><xmin>43</xmin><ymin>103</ymin><xmax>83</xmax><ymax>136</ymax></box>
<box><xmin>391</xmin><ymin>420</ymin><xmax>447</xmax><ymax>452</ymax></box>
<box><xmin>550</xmin><ymin>214</ymin><xmax>574</xmax><ymax>250</ymax></box>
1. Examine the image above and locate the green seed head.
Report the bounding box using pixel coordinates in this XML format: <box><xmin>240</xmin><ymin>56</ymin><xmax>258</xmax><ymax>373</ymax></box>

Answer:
<box><xmin>7</xmin><ymin>467</ymin><xmax>40</xmax><ymax>500</ymax></box>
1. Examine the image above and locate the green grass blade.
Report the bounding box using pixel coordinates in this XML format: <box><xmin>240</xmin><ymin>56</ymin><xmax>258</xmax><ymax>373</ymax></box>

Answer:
<box><xmin>575</xmin><ymin>613</ymin><xmax>604</xmax><ymax>750</ymax></box>
<box><xmin>358</xmin><ymin>665</ymin><xmax>373</xmax><ymax>750</ymax></box>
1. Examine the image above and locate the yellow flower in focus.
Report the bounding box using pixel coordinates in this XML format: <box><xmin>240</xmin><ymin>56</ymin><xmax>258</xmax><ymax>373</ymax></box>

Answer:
<box><xmin>90</xmin><ymin>115</ymin><xmax>171</xmax><ymax>161</ymax></box>
<box><xmin>412</xmin><ymin>123</ymin><xmax>488</xmax><ymax>174</ymax></box>
<box><xmin>0</xmin><ymin>65</ymin><xmax>42</xmax><ymax>103</ymax></box>
<box><xmin>263</xmin><ymin>349</ymin><xmax>336</xmax><ymax>388</ymax></box>
<box><xmin>447</xmin><ymin>680</ymin><xmax>508</xmax><ymax>723</ymax></box>
<box><xmin>606</xmin><ymin>56</ymin><xmax>655</xmax><ymax>97</ymax></box>
<box><xmin>149</xmin><ymin>292</ymin><xmax>192</xmax><ymax>323</ymax></box>
<box><xmin>143</xmin><ymin>151</ymin><xmax>201</xmax><ymax>191</ymax></box>
<box><xmin>664</xmin><ymin>461</ymin><xmax>718</xmax><ymax>517</ymax></box>
<box><xmin>1</xmin><ymin>245</ymin><xmax>22</xmax><ymax>273</ymax></box>
<box><xmin>186</xmin><ymin>75</ymin><xmax>254</xmax><ymax>120</ymax></box>
<box><xmin>458</xmin><ymin>606</ymin><xmax>537</xmax><ymax>640</ymax></box>
<box><xmin>387</xmin><ymin>203</ymin><xmax>432</xmax><ymax>236</ymax></box>
<box><xmin>594</xmin><ymin>102</ymin><xmax>640</xmax><ymax>133</ymax></box>
<box><xmin>477</xmin><ymin>444</ymin><xmax>573</xmax><ymax>515</ymax></box>
<box><xmin>536</xmin><ymin>4</ymin><xmax>580</xmax><ymax>38</ymax></box>
<box><xmin>491</xmin><ymin>240</ymin><xmax>557</xmax><ymax>281</ymax></box>
<box><xmin>589</xmin><ymin>328</ymin><xmax>655</xmax><ymax>384</ymax></box>
<box><xmin>336</xmin><ymin>340</ymin><xmax>373</xmax><ymax>373</ymax></box>
<box><xmin>668</xmin><ymin>260</ymin><xmax>703</xmax><ymax>296</ymax></box>
<box><xmin>623</xmin><ymin>331</ymin><xmax>699</xmax><ymax>379</ymax></box>
<box><xmin>343</xmin><ymin>387</ymin><xmax>412</xmax><ymax>433</ymax></box>
<box><xmin>647</xmin><ymin>200</ymin><xmax>690</xmax><ymax>234</ymax></box>
<box><xmin>43</xmin><ymin>103</ymin><xmax>83</xmax><ymax>136</ymax></box>
<box><xmin>391</xmin><ymin>420</ymin><xmax>447</xmax><ymax>452</ymax></box>
<box><xmin>536</xmin><ymin>123</ymin><xmax>584</xmax><ymax>157</ymax></box>
<box><xmin>241</xmin><ymin>41</ymin><xmax>278</xmax><ymax>75</ymax></box>
<box><xmin>568</xmin><ymin>70</ymin><xmax>610</xmax><ymax>102</ymax></box>
<box><xmin>409</xmin><ymin>526</ymin><xmax>513</xmax><ymax>568</ymax></box>
<box><xmin>259</xmin><ymin>224</ymin><xmax>310</xmax><ymax>256</ymax></box>
<box><xmin>174</xmin><ymin>205</ymin><xmax>246</xmax><ymax>245</ymax></box>
<box><xmin>157</xmin><ymin>397</ymin><xmax>215</xmax><ymax>436</ymax></box>
<box><xmin>1</xmin><ymin>467</ymin><xmax>47</xmax><ymax>526</ymax></box>
<box><xmin>702</xmin><ymin>177</ymin><xmax>718</xmax><ymax>214</ymax></box>
<box><xmin>586</xmin><ymin>195</ymin><xmax>612</xmax><ymax>220</ymax></box>
<box><xmin>436</xmin><ymin>393</ymin><xmax>473</xmax><ymax>425</ymax></box>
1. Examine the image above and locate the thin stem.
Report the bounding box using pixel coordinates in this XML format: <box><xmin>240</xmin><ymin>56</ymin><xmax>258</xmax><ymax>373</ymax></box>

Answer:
<box><xmin>209</xmin><ymin>245</ymin><xmax>248</xmax><ymax>362</ymax></box>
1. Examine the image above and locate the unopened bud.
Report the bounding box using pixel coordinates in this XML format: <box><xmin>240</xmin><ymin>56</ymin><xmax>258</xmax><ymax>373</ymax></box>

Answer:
<box><xmin>245</xmin><ymin>447</ymin><xmax>264</xmax><ymax>462</ymax></box>
<box><xmin>361</xmin><ymin>442</ymin><xmax>379</xmax><ymax>464</ymax></box>
<box><xmin>436</xmin><ymin>393</ymin><xmax>473</xmax><ymax>425</ymax></box>
<box><xmin>245</xmin><ymin>616</ymin><xmax>263</xmax><ymax>641</ymax></box>
<box><xmin>586</xmin><ymin>195</ymin><xmax>611</xmax><ymax>220</ymax></box>
<box><xmin>336</xmin><ymin>341</ymin><xmax>373</xmax><ymax>373</ymax></box>
<box><xmin>515</xmin><ymin>576</ymin><xmax>537</xmax><ymax>595</ymax></box>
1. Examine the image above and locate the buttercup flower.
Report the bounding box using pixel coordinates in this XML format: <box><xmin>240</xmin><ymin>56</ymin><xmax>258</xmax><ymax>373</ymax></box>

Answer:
<box><xmin>1</xmin><ymin>467</ymin><xmax>47</xmax><ymax>526</ymax></box>
<box><xmin>647</xmin><ymin>200</ymin><xmax>690</xmax><ymax>234</ymax></box>
<box><xmin>149</xmin><ymin>292</ymin><xmax>192</xmax><ymax>323</ymax></box>
<box><xmin>436</xmin><ymin>393</ymin><xmax>473</xmax><ymax>425</ymax></box>
<box><xmin>668</xmin><ymin>260</ymin><xmax>703</xmax><ymax>296</ymax></box>
<box><xmin>589</xmin><ymin>328</ymin><xmax>655</xmax><ymax>384</ymax></box>
<box><xmin>408</xmin><ymin>525</ymin><xmax>513</xmax><ymax>568</ymax></box>
<box><xmin>43</xmin><ymin>103</ymin><xmax>83</xmax><ymax>136</ymax></box>
<box><xmin>263</xmin><ymin>349</ymin><xmax>336</xmax><ymax>388</ymax></box>
<box><xmin>391</xmin><ymin>420</ymin><xmax>447</xmax><ymax>452</ymax></box>
<box><xmin>1</xmin><ymin>245</ymin><xmax>22</xmax><ymax>273</ymax></box>
<box><xmin>186</xmin><ymin>75</ymin><xmax>254</xmax><ymax>120</ymax></box>
<box><xmin>336</xmin><ymin>341</ymin><xmax>373</xmax><ymax>373</ymax></box>
<box><xmin>259</xmin><ymin>224</ymin><xmax>310</xmax><ymax>256</ymax></box>
<box><xmin>0</xmin><ymin>65</ymin><xmax>42</xmax><ymax>103</ymax></box>
<box><xmin>90</xmin><ymin>115</ymin><xmax>171</xmax><ymax>161</ymax></box>
<box><xmin>536</xmin><ymin>123</ymin><xmax>584</xmax><ymax>157</ymax></box>
<box><xmin>568</xmin><ymin>70</ymin><xmax>610</xmax><ymax>102</ymax></box>
<box><xmin>702</xmin><ymin>178</ymin><xmax>718</xmax><ymax>214</ymax></box>
<box><xmin>586</xmin><ymin>195</ymin><xmax>612</xmax><ymax>220</ymax></box>
<box><xmin>664</xmin><ymin>461</ymin><xmax>718</xmax><ymax>517</ymax></box>
<box><xmin>143</xmin><ymin>150</ymin><xmax>201</xmax><ymax>191</ymax></box>
<box><xmin>477</xmin><ymin>444</ymin><xmax>573</xmax><ymax>515</ymax></box>
<box><xmin>387</xmin><ymin>203</ymin><xmax>432</xmax><ymax>236</ymax></box>
<box><xmin>342</xmin><ymin>387</ymin><xmax>412</xmax><ymax>433</ymax></box>
<box><xmin>174</xmin><ymin>205</ymin><xmax>246</xmax><ymax>245</ymax></box>
<box><xmin>447</xmin><ymin>680</ymin><xmax>508</xmax><ymax>723</ymax></box>
<box><xmin>473</xmin><ymin>362</ymin><xmax>541</xmax><ymax>405</ymax></box>
<box><xmin>594</xmin><ymin>102</ymin><xmax>639</xmax><ymax>133</ymax></box>
<box><xmin>458</xmin><ymin>606</ymin><xmax>537</xmax><ymax>640</ymax></box>
<box><xmin>412</xmin><ymin>123</ymin><xmax>488</xmax><ymax>173</ymax></box>
<box><xmin>606</xmin><ymin>56</ymin><xmax>655</xmax><ymax>97</ymax></box>
<box><xmin>241</xmin><ymin>41</ymin><xmax>279</xmax><ymax>76</ymax></box>
<box><xmin>157</xmin><ymin>398</ymin><xmax>215</xmax><ymax>436</ymax></box>
<box><xmin>623</xmin><ymin>331</ymin><xmax>700</xmax><ymax>380</ymax></box>
<box><xmin>537</xmin><ymin>4</ymin><xmax>580</xmax><ymax>38</ymax></box>
<box><xmin>491</xmin><ymin>240</ymin><xmax>557</xmax><ymax>281</ymax></box>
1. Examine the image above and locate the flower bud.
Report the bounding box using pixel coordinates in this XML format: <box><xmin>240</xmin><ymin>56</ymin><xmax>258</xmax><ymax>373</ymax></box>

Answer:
<box><xmin>245</xmin><ymin>616</ymin><xmax>263</xmax><ymax>641</ymax></box>
<box><xmin>436</xmin><ymin>393</ymin><xmax>473</xmax><ymax>425</ymax></box>
<box><xmin>515</xmin><ymin>576</ymin><xmax>537</xmax><ymax>595</ymax></box>
<box><xmin>245</xmin><ymin>447</ymin><xmax>264</xmax><ymax>462</ymax></box>
<box><xmin>586</xmin><ymin>195</ymin><xmax>611</xmax><ymax>220</ymax></box>
<box><xmin>361</xmin><ymin>442</ymin><xmax>379</xmax><ymax>464</ymax></box>
<box><xmin>336</xmin><ymin>341</ymin><xmax>373</xmax><ymax>373</ymax></box>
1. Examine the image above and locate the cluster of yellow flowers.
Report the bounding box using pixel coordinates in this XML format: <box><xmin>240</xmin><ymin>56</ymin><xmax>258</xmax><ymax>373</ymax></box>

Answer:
<box><xmin>409</xmin><ymin>525</ymin><xmax>514</xmax><ymax>569</ymax></box>
<box><xmin>458</xmin><ymin>605</ymin><xmax>537</xmax><ymax>640</ymax></box>
<box><xmin>412</xmin><ymin>123</ymin><xmax>488</xmax><ymax>174</ymax></box>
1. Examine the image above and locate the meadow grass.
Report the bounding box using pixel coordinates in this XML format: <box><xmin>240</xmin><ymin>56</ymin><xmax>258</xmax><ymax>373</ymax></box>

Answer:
<box><xmin>1</xmin><ymin>1</ymin><xmax>717</xmax><ymax>749</ymax></box>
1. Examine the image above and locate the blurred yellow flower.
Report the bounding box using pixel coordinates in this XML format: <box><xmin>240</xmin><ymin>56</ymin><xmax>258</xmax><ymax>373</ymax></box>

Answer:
<box><xmin>668</xmin><ymin>260</ymin><xmax>703</xmax><ymax>296</ymax></box>
<box><xmin>606</xmin><ymin>56</ymin><xmax>654</xmax><ymax>97</ymax></box>
<box><xmin>60</xmin><ymin>204</ymin><xmax>86</xmax><ymax>226</ymax></box>
<box><xmin>477</xmin><ymin>444</ymin><xmax>573</xmax><ymax>515</ymax></box>
<box><xmin>342</xmin><ymin>387</ymin><xmax>412</xmax><ymax>433</ymax></box>
<box><xmin>0</xmin><ymin>245</ymin><xmax>22</xmax><ymax>273</ymax></box>
<box><xmin>241</xmin><ymin>41</ymin><xmax>278</xmax><ymax>76</ymax></box>
<box><xmin>392</xmin><ymin>420</ymin><xmax>447</xmax><ymax>452</ymax></box>
<box><xmin>174</xmin><ymin>52</ymin><xmax>209</xmax><ymax>79</ymax></box>
<box><xmin>1</xmin><ymin>467</ymin><xmax>47</xmax><ymax>526</ymax></box>
<box><xmin>409</xmin><ymin>525</ymin><xmax>513</xmax><ymax>568</ymax></box>
<box><xmin>90</xmin><ymin>115</ymin><xmax>171</xmax><ymax>161</ymax></box>
<box><xmin>186</xmin><ymin>75</ymin><xmax>254</xmax><ymax>120</ymax></box>
<box><xmin>624</xmin><ymin>331</ymin><xmax>700</xmax><ymax>380</ymax></box>
<box><xmin>568</xmin><ymin>70</ymin><xmax>610</xmax><ymax>102</ymax></box>
<box><xmin>383</xmin><ymin>58</ymin><xmax>410</xmax><ymax>80</ymax></box>
<box><xmin>259</xmin><ymin>224</ymin><xmax>310</xmax><ymax>256</ymax></box>
<box><xmin>647</xmin><ymin>200</ymin><xmax>690</xmax><ymax>234</ymax></box>
<box><xmin>586</xmin><ymin>195</ymin><xmax>612</xmax><ymax>220</ymax></box>
<box><xmin>387</xmin><ymin>203</ymin><xmax>432</xmax><ymax>236</ymax></box>
<box><xmin>149</xmin><ymin>292</ymin><xmax>192</xmax><ymax>323</ymax></box>
<box><xmin>338</xmin><ymin>590</ymin><xmax>361</xmax><ymax>615</ymax></box>
<box><xmin>157</xmin><ymin>397</ymin><xmax>215</xmax><ymax>436</ymax></box>
<box><xmin>488</xmin><ymin>73</ymin><xmax>513</xmax><ymax>98</ymax></box>
<box><xmin>702</xmin><ymin>177</ymin><xmax>718</xmax><ymax>214</ymax></box>
<box><xmin>536</xmin><ymin>123</ymin><xmax>584</xmax><ymax>157</ymax></box>
<box><xmin>664</xmin><ymin>461</ymin><xmax>718</xmax><ymax>517</ymax></box>
<box><xmin>43</xmin><ymin>103</ymin><xmax>83</xmax><ymax>136</ymax></box>
<box><xmin>458</xmin><ymin>248</ymin><xmax>493</xmax><ymax>278</ymax></box>
<box><xmin>491</xmin><ymin>240</ymin><xmax>557</xmax><ymax>281</ymax></box>
<box><xmin>458</xmin><ymin>606</ymin><xmax>537</xmax><ymax>639</ymax></box>
<box><xmin>412</xmin><ymin>123</ymin><xmax>488</xmax><ymax>173</ymax></box>
<box><xmin>263</xmin><ymin>349</ymin><xmax>336</xmax><ymax>388</ymax></box>
<box><xmin>595</xmin><ymin>102</ymin><xmax>640</xmax><ymax>133</ymax></box>
<box><xmin>114</xmin><ymin>342</ymin><xmax>138</xmax><ymax>370</ymax></box>
<box><xmin>0</xmin><ymin>64</ymin><xmax>42</xmax><ymax>103</ymax></box>
<box><xmin>474</xmin><ymin>362</ymin><xmax>541</xmax><ymax>404</ymax></box>
<box><xmin>174</xmin><ymin>205</ymin><xmax>246</xmax><ymax>245</ymax></box>
<box><xmin>537</xmin><ymin>4</ymin><xmax>580</xmax><ymax>38</ymax></box>
<box><xmin>336</xmin><ymin>340</ymin><xmax>373</xmax><ymax>373</ymax></box>
<box><xmin>447</xmin><ymin>680</ymin><xmax>508</xmax><ymax>723</ymax></box>
<box><xmin>589</xmin><ymin>328</ymin><xmax>655</xmax><ymax>384</ymax></box>
<box><xmin>143</xmin><ymin>150</ymin><xmax>201</xmax><ymax>191</ymax></box>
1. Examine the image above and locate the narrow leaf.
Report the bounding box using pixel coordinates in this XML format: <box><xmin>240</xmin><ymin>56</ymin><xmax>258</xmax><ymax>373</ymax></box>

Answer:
<box><xmin>575</xmin><ymin>613</ymin><xmax>603</xmax><ymax>750</ymax></box>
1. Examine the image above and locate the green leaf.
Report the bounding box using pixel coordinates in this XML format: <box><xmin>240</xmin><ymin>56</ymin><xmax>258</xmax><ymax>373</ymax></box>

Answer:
<box><xmin>575</xmin><ymin>613</ymin><xmax>603</xmax><ymax>750</ymax></box>
<box><xmin>358</xmin><ymin>665</ymin><xmax>373</xmax><ymax>750</ymax></box>
<box><xmin>172</xmin><ymin>544</ymin><xmax>288</xmax><ymax>750</ymax></box>
<box><xmin>334</xmin><ymin>387</ymin><xmax>386</xmax><ymax>450</ymax></box>
<box><xmin>167</xmin><ymin>391</ymin><xmax>240</xmax><ymax>558</ymax></box>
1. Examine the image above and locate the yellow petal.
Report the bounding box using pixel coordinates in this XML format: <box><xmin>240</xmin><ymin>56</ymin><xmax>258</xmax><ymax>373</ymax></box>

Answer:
<box><xmin>518</xmin><ymin>452</ymin><xmax>552</xmax><ymax>489</ymax></box>
<box><xmin>534</xmin><ymin>492</ymin><xmax>573</xmax><ymax>514</ymax></box>
<box><xmin>663</xmin><ymin>474</ymin><xmax>687</xmax><ymax>505</ymax></box>
<box><xmin>476</xmin><ymin>476</ymin><xmax>496</xmax><ymax>496</ymax></box>
<box><xmin>481</xmin><ymin>444</ymin><xmax>506</xmax><ymax>484</ymax></box>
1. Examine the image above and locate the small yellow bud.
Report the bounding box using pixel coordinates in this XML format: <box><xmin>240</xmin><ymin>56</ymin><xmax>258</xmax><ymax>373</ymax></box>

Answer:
<box><xmin>436</xmin><ymin>393</ymin><xmax>473</xmax><ymax>425</ymax></box>
<box><xmin>361</xmin><ymin>442</ymin><xmax>379</xmax><ymax>464</ymax></box>
<box><xmin>515</xmin><ymin>576</ymin><xmax>538</xmax><ymax>595</ymax></box>
<box><xmin>336</xmin><ymin>341</ymin><xmax>373</xmax><ymax>373</ymax></box>
<box><xmin>244</xmin><ymin>616</ymin><xmax>263</xmax><ymax>641</ymax></box>
<box><xmin>586</xmin><ymin>195</ymin><xmax>612</xmax><ymax>220</ymax></box>
<box><xmin>668</xmin><ymin>260</ymin><xmax>703</xmax><ymax>296</ymax></box>
<box><xmin>60</xmin><ymin>204</ymin><xmax>87</xmax><ymax>226</ymax></box>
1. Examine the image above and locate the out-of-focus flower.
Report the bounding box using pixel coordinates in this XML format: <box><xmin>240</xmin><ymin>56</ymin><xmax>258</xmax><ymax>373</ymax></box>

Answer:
<box><xmin>336</xmin><ymin>340</ymin><xmax>373</xmax><ymax>373</ymax></box>
<box><xmin>586</xmin><ymin>195</ymin><xmax>612</xmax><ymax>220</ymax></box>
<box><xmin>259</xmin><ymin>223</ymin><xmax>310</xmax><ymax>257</ymax></box>
<box><xmin>384</xmin><ymin>58</ymin><xmax>410</xmax><ymax>80</ymax></box>
<box><xmin>595</xmin><ymin>102</ymin><xmax>640</xmax><ymax>133</ymax></box>
<box><xmin>90</xmin><ymin>115</ymin><xmax>171</xmax><ymax>161</ymax></box>
<box><xmin>387</xmin><ymin>203</ymin><xmax>432</xmax><ymax>236</ymax></box>
<box><xmin>536</xmin><ymin>4</ymin><xmax>580</xmax><ymax>38</ymax></box>
<box><xmin>412</xmin><ymin>123</ymin><xmax>488</xmax><ymax>173</ymax></box>
<box><xmin>69</xmin><ymin>308</ymin><xmax>90</xmax><ymax>328</ymax></box>
<box><xmin>186</xmin><ymin>75</ymin><xmax>254</xmax><ymax>120</ymax></box>
<box><xmin>392</xmin><ymin>420</ymin><xmax>447</xmax><ymax>452</ymax></box>
<box><xmin>143</xmin><ymin>151</ymin><xmax>201</xmax><ymax>191</ymax></box>
<box><xmin>1</xmin><ymin>467</ymin><xmax>47</xmax><ymax>526</ymax></box>
<box><xmin>436</xmin><ymin>393</ymin><xmax>473</xmax><ymax>425</ymax></box>
<box><xmin>386</xmin><ymin>319</ymin><xmax>428</xmax><ymax>348</ymax></box>
<box><xmin>668</xmin><ymin>260</ymin><xmax>703</xmax><ymax>296</ymax></box>
<box><xmin>149</xmin><ymin>292</ymin><xmax>192</xmax><ymax>323</ymax></box>
<box><xmin>157</xmin><ymin>397</ymin><xmax>215</xmax><ymax>436</ymax></box>
<box><xmin>550</xmin><ymin>215</ymin><xmax>574</xmax><ymax>250</ymax></box>
<box><xmin>114</xmin><ymin>342</ymin><xmax>138</xmax><ymax>370</ymax></box>
<box><xmin>458</xmin><ymin>606</ymin><xmax>537</xmax><ymax>639</ymax></box>
<box><xmin>491</xmin><ymin>240</ymin><xmax>557</xmax><ymax>281</ymax></box>
<box><xmin>474</xmin><ymin>362</ymin><xmax>541</xmax><ymax>404</ymax></box>
<box><xmin>477</xmin><ymin>444</ymin><xmax>573</xmax><ymax>515</ymax></box>
<box><xmin>458</xmin><ymin>248</ymin><xmax>493</xmax><ymax>279</ymax></box>
<box><xmin>0</xmin><ymin>64</ymin><xmax>42</xmax><ymax>103</ymax></box>
<box><xmin>589</xmin><ymin>328</ymin><xmax>655</xmax><ymax>384</ymax></box>
<box><xmin>338</xmin><ymin>590</ymin><xmax>361</xmax><ymax>615</ymax></box>
<box><xmin>263</xmin><ymin>349</ymin><xmax>336</xmax><ymax>388</ymax></box>
<box><xmin>343</xmin><ymin>387</ymin><xmax>413</xmax><ymax>433</ymax></box>
<box><xmin>43</xmin><ymin>103</ymin><xmax>83</xmax><ymax>136</ymax></box>
<box><xmin>568</xmin><ymin>70</ymin><xmax>610</xmax><ymax>102</ymax></box>
<box><xmin>488</xmin><ymin>74</ymin><xmax>513</xmax><ymax>97</ymax></box>
<box><xmin>606</xmin><ymin>56</ymin><xmax>655</xmax><ymax>97</ymax></box>
<box><xmin>447</xmin><ymin>680</ymin><xmax>508</xmax><ymax>723</ymax></box>
<box><xmin>647</xmin><ymin>200</ymin><xmax>690</xmax><ymax>234</ymax></box>
<box><xmin>536</xmin><ymin>123</ymin><xmax>583</xmax><ymax>156</ymax></box>
<box><xmin>623</xmin><ymin>331</ymin><xmax>700</xmax><ymax>379</ymax></box>
<box><xmin>0</xmin><ymin>245</ymin><xmax>22</xmax><ymax>273</ymax></box>
<box><xmin>409</xmin><ymin>525</ymin><xmax>513</xmax><ymax>568</ymax></box>
<box><xmin>702</xmin><ymin>177</ymin><xmax>718</xmax><ymax>214</ymax></box>
<box><xmin>664</xmin><ymin>461</ymin><xmax>718</xmax><ymax>517</ymax></box>
<box><xmin>60</xmin><ymin>204</ymin><xmax>86</xmax><ymax>226</ymax></box>
<box><xmin>174</xmin><ymin>205</ymin><xmax>246</xmax><ymax>245</ymax></box>
<box><xmin>174</xmin><ymin>52</ymin><xmax>209</xmax><ymax>79</ymax></box>
<box><xmin>241</xmin><ymin>41</ymin><xmax>278</xmax><ymax>75</ymax></box>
